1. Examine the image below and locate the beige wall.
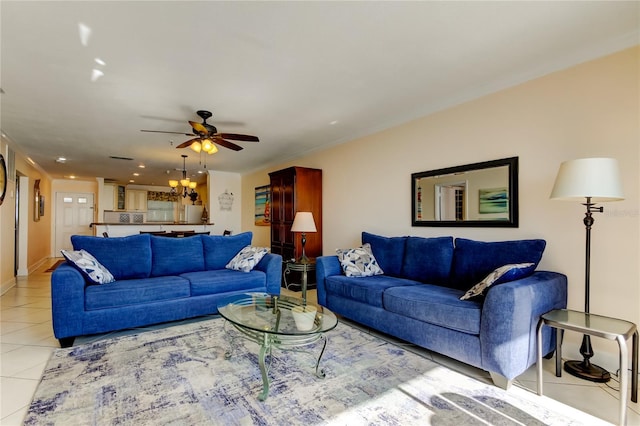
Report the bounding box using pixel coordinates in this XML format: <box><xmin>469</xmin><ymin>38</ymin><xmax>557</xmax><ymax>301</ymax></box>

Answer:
<box><xmin>242</xmin><ymin>46</ymin><xmax>639</xmax><ymax>370</ymax></box>
<box><xmin>0</xmin><ymin>139</ymin><xmax>54</xmax><ymax>290</ymax></box>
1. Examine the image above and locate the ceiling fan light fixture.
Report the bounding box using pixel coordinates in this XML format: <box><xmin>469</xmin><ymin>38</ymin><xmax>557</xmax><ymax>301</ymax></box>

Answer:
<box><xmin>201</xmin><ymin>138</ymin><xmax>214</xmax><ymax>152</ymax></box>
<box><xmin>206</xmin><ymin>144</ymin><xmax>218</xmax><ymax>154</ymax></box>
<box><xmin>190</xmin><ymin>142</ymin><xmax>202</xmax><ymax>153</ymax></box>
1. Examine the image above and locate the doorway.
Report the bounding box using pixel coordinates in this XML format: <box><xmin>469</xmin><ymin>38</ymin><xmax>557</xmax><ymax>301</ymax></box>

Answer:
<box><xmin>55</xmin><ymin>192</ymin><xmax>94</xmax><ymax>254</ymax></box>
<box><xmin>434</xmin><ymin>182</ymin><xmax>467</xmax><ymax>221</ymax></box>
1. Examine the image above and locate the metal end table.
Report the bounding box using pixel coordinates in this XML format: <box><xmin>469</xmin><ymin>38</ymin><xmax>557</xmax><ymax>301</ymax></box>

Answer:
<box><xmin>536</xmin><ymin>309</ymin><xmax>638</xmax><ymax>425</ymax></box>
<box><xmin>283</xmin><ymin>260</ymin><xmax>316</xmax><ymax>304</ymax></box>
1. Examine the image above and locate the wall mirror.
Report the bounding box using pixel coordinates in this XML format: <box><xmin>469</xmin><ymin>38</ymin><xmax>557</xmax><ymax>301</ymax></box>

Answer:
<box><xmin>0</xmin><ymin>154</ymin><xmax>6</xmax><ymax>206</ymax></box>
<box><xmin>412</xmin><ymin>157</ymin><xmax>518</xmax><ymax>227</ymax></box>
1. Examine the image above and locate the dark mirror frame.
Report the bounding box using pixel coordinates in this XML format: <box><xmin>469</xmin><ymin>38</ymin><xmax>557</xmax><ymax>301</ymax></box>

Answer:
<box><xmin>411</xmin><ymin>156</ymin><xmax>519</xmax><ymax>228</ymax></box>
<box><xmin>0</xmin><ymin>154</ymin><xmax>6</xmax><ymax>206</ymax></box>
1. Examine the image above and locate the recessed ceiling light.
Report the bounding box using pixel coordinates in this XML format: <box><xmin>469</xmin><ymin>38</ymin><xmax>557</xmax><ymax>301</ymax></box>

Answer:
<box><xmin>129</xmin><ymin>179</ymin><xmax>135</xmax><ymax>183</ymax></box>
<box><xmin>94</xmin><ymin>58</ymin><xmax>106</xmax><ymax>66</ymax></box>
<box><xmin>329</xmin><ymin>120</ymin><xmax>339</xmax><ymax>125</ymax></box>
<box><xmin>56</xmin><ymin>157</ymin><xmax>67</xmax><ymax>163</ymax></box>
<box><xmin>68</xmin><ymin>175</ymin><xmax>76</xmax><ymax>179</ymax></box>
<box><xmin>133</xmin><ymin>173</ymin><xmax>140</xmax><ymax>176</ymax></box>
<box><xmin>138</xmin><ymin>164</ymin><xmax>145</xmax><ymax>168</ymax></box>
<box><xmin>91</xmin><ymin>69</ymin><xmax>104</xmax><ymax>82</ymax></box>
<box><xmin>78</xmin><ymin>23</ymin><xmax>91</xmax><ymax>47</ymax></box>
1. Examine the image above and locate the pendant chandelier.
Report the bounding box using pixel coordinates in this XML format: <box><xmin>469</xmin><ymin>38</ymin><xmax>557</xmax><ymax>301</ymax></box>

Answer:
<box><xmin>169</xmin><ymin>154</ymin><xmax>198</xmax><ymax>204</ymax></box>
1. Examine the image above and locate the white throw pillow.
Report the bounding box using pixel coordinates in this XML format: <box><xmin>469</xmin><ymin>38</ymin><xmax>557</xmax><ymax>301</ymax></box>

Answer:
<box><xmin>61</xmin><ymin>249</ymin><xmax>115</xmax><ymax>285</ymax></box>
<box><xmin>336</xmin><ymin>243</ymin><xmax>384</xmax><ymax>277</ymax></box>
<box><xmin>459</xmin><ymin>263</ymin><xmax>534</xmax><ymax>300</ymax></box>
<box><xmin>225</xmin><ymin>246</ymin><xmax>269</xmax><ymax>272</ymax></box>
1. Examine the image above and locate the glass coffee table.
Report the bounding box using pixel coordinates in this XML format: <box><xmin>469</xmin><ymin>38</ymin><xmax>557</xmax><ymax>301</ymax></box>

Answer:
<box><xmin>217</xmin><ymin>293</ymin><xmax>338</xmax><ymax>401</ymax></box>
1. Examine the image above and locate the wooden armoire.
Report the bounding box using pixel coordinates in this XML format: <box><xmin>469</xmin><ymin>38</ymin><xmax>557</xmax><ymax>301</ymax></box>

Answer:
<box><xmin>269</xmin><ymin>166</ymin><xmax>322</xmax><ymax>265</ymax></box>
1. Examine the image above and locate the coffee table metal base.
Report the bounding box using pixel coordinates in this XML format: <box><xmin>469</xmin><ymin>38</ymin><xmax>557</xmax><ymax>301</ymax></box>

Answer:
<box><xmin>223</xmin><ymin>321</ymin><xmax>328</xmax><ymax>401</ymax></box>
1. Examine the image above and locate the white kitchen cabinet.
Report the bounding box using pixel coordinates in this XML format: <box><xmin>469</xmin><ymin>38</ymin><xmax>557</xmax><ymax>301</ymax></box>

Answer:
<box><xmin>126</xmin><ymin>190</ymin><xmax>147</xmax><ymax>211</ymax></box>
<box><xmin>102</xmin><ymin>184</ymin><xmax>115</xmax><ymax>211</ymax></box>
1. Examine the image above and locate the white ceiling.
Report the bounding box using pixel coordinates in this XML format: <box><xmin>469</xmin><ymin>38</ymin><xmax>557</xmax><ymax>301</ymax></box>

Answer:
<box><xmin>1</xmin><ymin>1</ymin><xmax>638</xmax><ymax>186</ymax></box>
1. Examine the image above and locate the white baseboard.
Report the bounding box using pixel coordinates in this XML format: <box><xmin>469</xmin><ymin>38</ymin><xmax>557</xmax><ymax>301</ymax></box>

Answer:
<box><xmin>1</xmin><ymin>277</ymin><xmax>16</xmax><ymax>295</ymax></box>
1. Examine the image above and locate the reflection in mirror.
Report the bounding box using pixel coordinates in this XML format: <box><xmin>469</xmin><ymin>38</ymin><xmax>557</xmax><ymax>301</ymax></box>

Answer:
<box><xmin>412</xmin><ymin>157</ymin><xmax>518</xmax><ymax>227</ymax></box>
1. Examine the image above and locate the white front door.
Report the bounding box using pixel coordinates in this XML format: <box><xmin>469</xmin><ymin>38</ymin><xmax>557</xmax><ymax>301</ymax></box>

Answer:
<box><xmin>55</xmin><ymin>192</ymin><xmax>94</xmax><ymax>254</ymax></box>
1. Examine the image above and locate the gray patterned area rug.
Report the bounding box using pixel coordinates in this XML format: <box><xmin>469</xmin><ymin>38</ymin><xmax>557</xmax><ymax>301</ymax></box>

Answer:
<box><xmin>25</xmin><ymin>319</ymin><xmax>604</xmax><ymax>425</ymax></box>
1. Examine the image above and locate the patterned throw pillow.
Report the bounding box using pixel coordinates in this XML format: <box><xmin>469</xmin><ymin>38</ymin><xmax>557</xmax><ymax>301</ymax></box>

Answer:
<box><xmin>225</xmin><ymin>246</ymin><xmax>269</xmax><ymax>273</ymax></box>
<box><xmin>336</xmin><ymin>243</ymin><xmax>384</xmax><ymax>277</ymax></box>
<box><xmin>459</xmin><ymin>262</ymin><xmax>534</xmax><ymax>300</ymax></box>
<box><xmin>61</xmin><ymin>249</ymin><xmax>116</xmax><ymax>285</ymax></box>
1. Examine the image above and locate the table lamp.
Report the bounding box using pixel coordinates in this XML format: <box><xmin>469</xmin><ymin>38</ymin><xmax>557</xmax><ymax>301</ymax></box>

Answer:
<box><xmin>290</xmin><ymin>212</ymin><xmax>317</xmax><ymax>264</ymax></box>
<box><xmin>550</xmin><ymin>157</ymin><xmax>624</xmax><ymax>382</ymax></box>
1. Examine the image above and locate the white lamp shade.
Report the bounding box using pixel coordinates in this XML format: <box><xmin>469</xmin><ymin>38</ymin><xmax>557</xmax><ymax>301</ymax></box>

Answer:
<box><xmin>291</xmin><ymin>212</ymin><xmax>317</xmax><ymax>233</ymax></box>
<box><xmin>550</xmin><ymin>157</ymin><xmax>624</xmax><ymax>202</ymax></box>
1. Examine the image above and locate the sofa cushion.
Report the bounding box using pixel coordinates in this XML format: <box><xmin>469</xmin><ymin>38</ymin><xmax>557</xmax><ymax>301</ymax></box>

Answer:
<box><xmin>85</xmin><ymin>276</ymin><xmax>190</xmax><ymax>310</ymax></box>
<box><xmin>325</xmin><ymin>275</ymin><xmax>421</xmax><ymax>308</ymax></box>
<box><xmin>450</xmin><ymin>238</ymin><xmax>546</xmax><ymax>290</ymax></box>
<box><xmin>183</xmin><ymin>269</ymin><xmax>267</xmax><ymax>296</ymax></box>
<box><xmin>384</xmin><ymin>284</ymin><xmax>482</xmax><ymax>335</ymax></box>
<box><xmin>61</xmin><ymin>249</ymin><xmax>115</xmax><ymax>285</ymax></box>
<box><xmin>71</xmin><ymin>234</ymin><xmax>152</xmax><ymax>280</ymax></box>
<box><xmin>459</xmin><ymin>262</ymin><xmax>535</xmax><ymax>300</ymax></box>
<box><xmin>361</xmin><ymin>232</ymin><xmax>407</xmax><ymax>277</ymax></box>
<box><xmin>150</xmin><ymin>235</ymin><xmax>205</xmax><ymax>277</ymax></box>
<box><xmin>202</xmin><ymin>232</ymin><xmax>253</xmax><ymax>270</ymax></box>
<box><xmin>226</xmin><ymin>246</ymin><xmax>269</xmax><ymax>272</ymax></box>
<box><xmin>336</xmin><ymin>243</ymin><xmax>384</xmax><ymax>277</ymax></box>
<box><xmin>401</xmin><ymin>236</ymin><xmax>454</xmax><ymax>286</ymax></box>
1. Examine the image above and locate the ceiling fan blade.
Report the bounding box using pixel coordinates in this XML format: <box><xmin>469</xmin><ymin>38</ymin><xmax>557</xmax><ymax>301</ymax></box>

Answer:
<box><xmin>217</xmin><ymin>133</ymin><xmax>259</xmax><ymax>142</ymax></box>
<box><xmin>189</xmin><ymin>121</ymin><xmax>209</xmax><ymax>135</ymax></box>
<box><xmin>175</xmin><ymin>138</ymin><xmax>201</xmax><ymax>149</ymax></box>
<box><xmin>214</xmin><ymin>138</ymin><xmax>244</xmax><ymax>151</ymax></box>
<box><xmin>141</xmin><ymin>130</ymin><xmax>196</xmax><ymax>136</ymax></box>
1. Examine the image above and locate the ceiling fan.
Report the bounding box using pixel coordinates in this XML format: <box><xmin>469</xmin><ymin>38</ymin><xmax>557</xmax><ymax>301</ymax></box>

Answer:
<box><xmin>141</xmin><ymin>110</ymin><xmax>259</xmax><ymax>153</ymax></box>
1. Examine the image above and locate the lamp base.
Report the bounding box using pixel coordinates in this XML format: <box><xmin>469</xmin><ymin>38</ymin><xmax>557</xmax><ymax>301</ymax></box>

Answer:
<box><xmin>564</xmin><ymin>360</ymin><xmax>611</xmax><ymax>383</ymax></box>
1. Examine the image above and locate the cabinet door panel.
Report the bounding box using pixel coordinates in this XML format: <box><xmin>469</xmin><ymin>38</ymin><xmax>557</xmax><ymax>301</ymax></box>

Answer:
<box><xmin>283</xmin><ymin>180</ymin><xmax>295</xmax><ymax>222</ymax></box>
<box><xmin>271</xmin><ymin>180</ymin><xmax>282</xmax><ymax>222</ymax></box>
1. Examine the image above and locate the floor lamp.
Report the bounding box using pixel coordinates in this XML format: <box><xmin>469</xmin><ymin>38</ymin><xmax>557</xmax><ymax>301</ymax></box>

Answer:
<box><xmin>290</xmin><ymin>212</ymin><xmax>317</xmax><ymax>264</ymax></box>
<box><xmin>550</xmin><ymin>157</ymin><xmax>624</xmax><ymax>382</ymax></box>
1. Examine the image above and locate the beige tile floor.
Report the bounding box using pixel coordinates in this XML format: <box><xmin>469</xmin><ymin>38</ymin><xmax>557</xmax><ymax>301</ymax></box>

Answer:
<box><xmin>1</xmin><ymin>258</ymin><xmax>638</xmax><ymax>425</ymax></box>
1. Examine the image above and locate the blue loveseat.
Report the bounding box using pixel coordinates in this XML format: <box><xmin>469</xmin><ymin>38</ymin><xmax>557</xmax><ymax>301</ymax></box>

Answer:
<box><xmin>51</xmin><ymin>232</ymin><xmax>282</xmax><ymax>347</ymax></box>
<box><xmin>316</xmin><ymin>232</ymin><xmax>567</xmax><ymax>388</ymax></box>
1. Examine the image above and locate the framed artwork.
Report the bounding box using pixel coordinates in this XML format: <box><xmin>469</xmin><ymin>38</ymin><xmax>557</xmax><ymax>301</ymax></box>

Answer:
<box><xmin>254</xmin><ymin>185</ymin><xmax>270</xmax><ymax>226</ymax></box>
<box><xmin>39</xmin><ymin>195</ymin><xmax>45</xmax><ymax>217</ymax></box>
<box><xmin>479</xmin><ymin>187</ymin><xmax>508</xmax><ymax>214</ymax></box>
<box><xmin>34</xmin><ymin>179</ymin><xmax>41</xmax><ymax>221</ymax></box>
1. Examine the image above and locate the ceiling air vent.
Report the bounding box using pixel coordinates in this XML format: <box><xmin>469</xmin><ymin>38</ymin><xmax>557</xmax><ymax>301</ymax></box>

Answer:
<box><xmin>109</xmin><ymin>156</ymin><xmax>134</xmax><ymax>161</ymax></box>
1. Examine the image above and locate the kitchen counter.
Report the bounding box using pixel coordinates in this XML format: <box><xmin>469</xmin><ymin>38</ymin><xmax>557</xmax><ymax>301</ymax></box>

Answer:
<box><xmin>91</xmin><ymin>223</ymin><xmax>216</xmax><ymax>238</ymax></box>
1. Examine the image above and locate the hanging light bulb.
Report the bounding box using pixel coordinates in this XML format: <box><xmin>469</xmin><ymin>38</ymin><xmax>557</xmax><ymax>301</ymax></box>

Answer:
<box><xmin>201</xmin><ymin>138</ymin><xmax>214</xmax><ymax>153</ymax></box>
<box><xmin>190</xmin><ymin>141</ymin><xmax>202</xmax><ymax>153</ymax></box>
<box><xmin>206</xmin><ymin>144</ymin><xmax>218</xmax><ymax>154</ymax></box>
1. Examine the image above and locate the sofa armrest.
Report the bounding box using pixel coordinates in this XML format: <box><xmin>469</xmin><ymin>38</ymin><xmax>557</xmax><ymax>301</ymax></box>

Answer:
<box><xmin>480</xmin><ymin>271</ymin><xmax>567</xmax><ymax>379</ymax></box>
<box><xmin>255</xmin><ymin>253</ymin><xmax>283</xmax><ymax>295</ymax></box>
<box><xmin>51</xmin><ymin>263</ymin><xmax>88</xmax><ymax>339</ymax></box>
<box><xmin>316</xmin><ymin>255</ymin><xmax>342</xmax><ymax>306</ymax></box>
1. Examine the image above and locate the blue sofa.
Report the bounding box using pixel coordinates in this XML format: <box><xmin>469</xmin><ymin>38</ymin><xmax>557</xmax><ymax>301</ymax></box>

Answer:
<box><xmin>51</xmin><ymin>232</ymin><xmax>282</xmax><ymax>347</ymax></box>
<box><xmin>316</xmin><ymin>232</ymin><xmax>567</xmax><ymax>388</ymax></box>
